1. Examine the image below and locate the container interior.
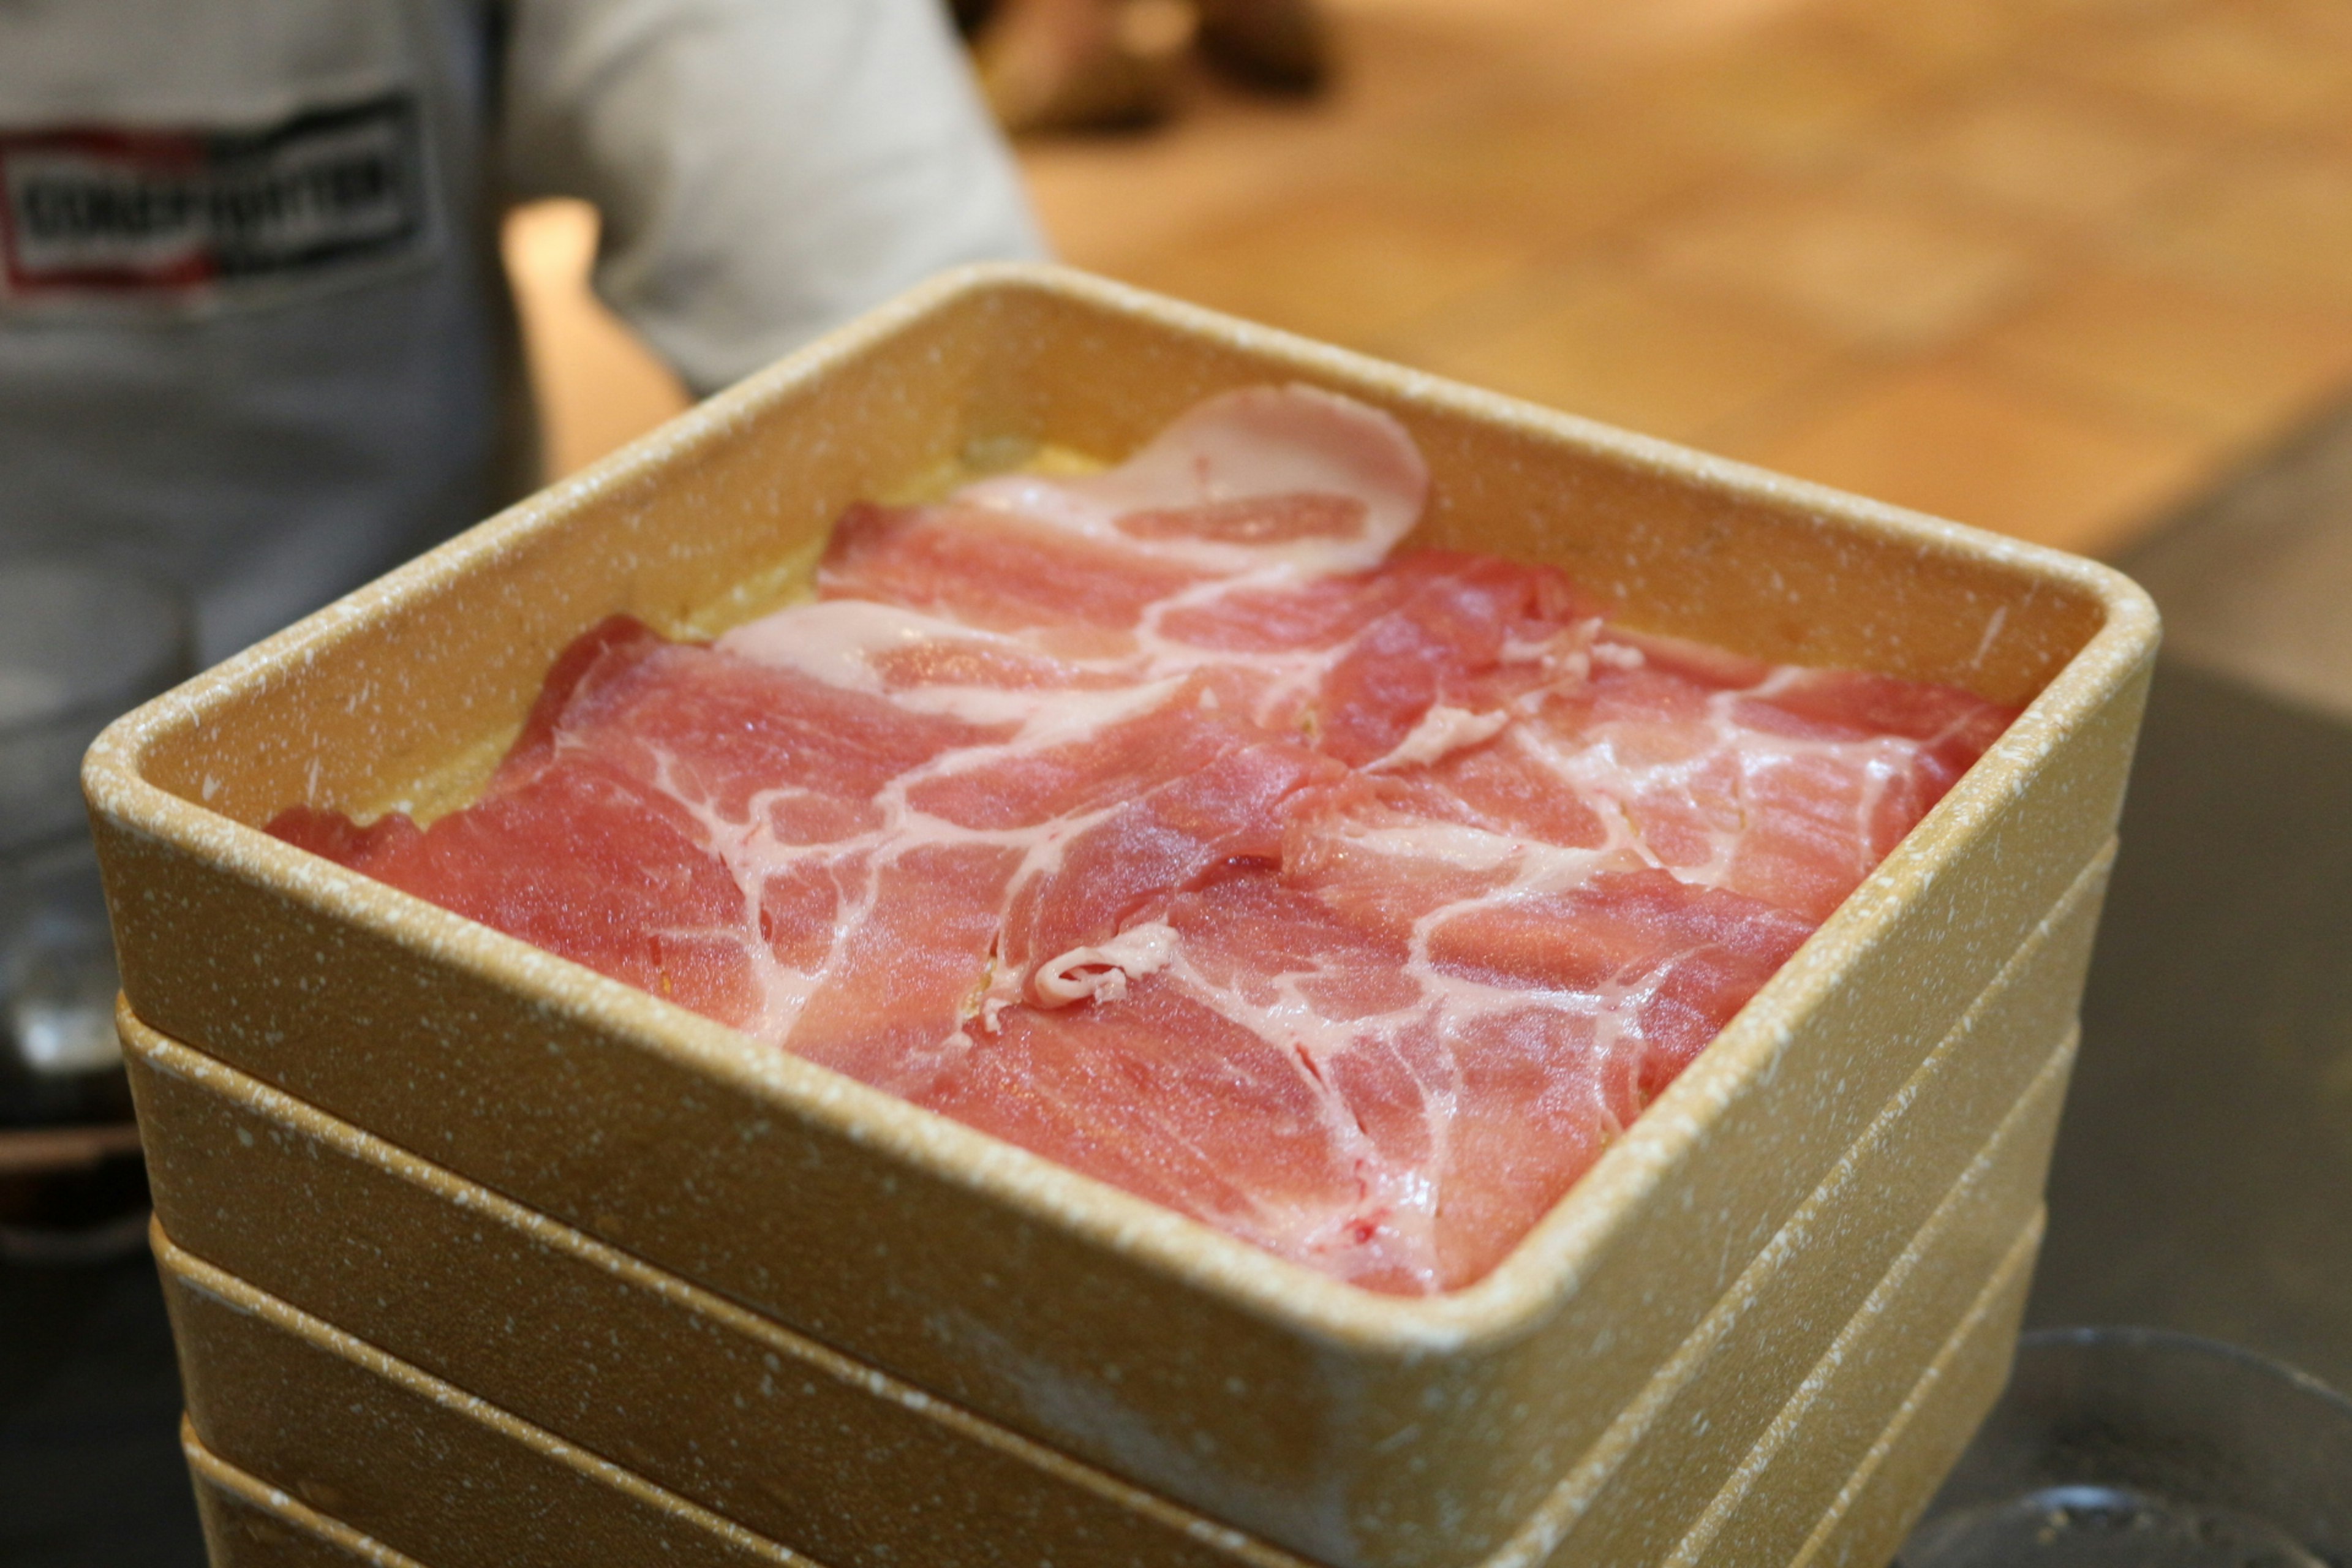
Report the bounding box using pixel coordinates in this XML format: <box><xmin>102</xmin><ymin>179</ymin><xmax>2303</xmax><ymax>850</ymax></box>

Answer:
<box><xmin>124</xmin><ymin>270</ymin><xmax>2113</xmax><ymax>833</ymax></box>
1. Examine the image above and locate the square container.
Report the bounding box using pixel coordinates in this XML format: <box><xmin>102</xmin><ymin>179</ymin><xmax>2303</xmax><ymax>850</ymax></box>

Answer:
<box><xmin>157</xmin><ymin>1075</ymin><xmax>2035</xmax><ymax>1568</ymax></box>
<box><xmin>123</xmin><ymin>829</ymin><xmax>2101</xmax><ymax>1568</ymax></box>
<box><xmin>170</xmin><ymin>1223</ymin><xmax>2038</xmax><ymax>1568</ymax></box>
<box><xmin>153</xmin><ymin>1003</ymin><xmax>2068</xmax><ymax>1568</ymax></box>
<box><xmin>126</xmin><ymin>854</ymin><xmax>2089</xmax><ymax>1567</ymax></box>
<box><xmin>173</xmin><ymin>1221</ymin><xmax>2036</xmax><ymax>1568</ymax></box>
<box><xmin>86</xmin><ymin>265</ymin><xmax>2159</xmax><ymax>1567</ymax></box>
<box><xmin>1499</xmin><ymin>1016</ymin><xmax>2073</xmax><ymax>1568</ymax></box>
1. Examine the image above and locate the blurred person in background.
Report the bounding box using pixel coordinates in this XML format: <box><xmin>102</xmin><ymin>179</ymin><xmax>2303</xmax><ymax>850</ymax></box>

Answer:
<box><xmin>0</xmin><ymin>0</ymin><xmax>1043</xmax><ymax>665</ymax></box>
<box><xmin>957</xmin><ymin>0</ymin><xmax>1329</xmax><ymax>134</ymax></box>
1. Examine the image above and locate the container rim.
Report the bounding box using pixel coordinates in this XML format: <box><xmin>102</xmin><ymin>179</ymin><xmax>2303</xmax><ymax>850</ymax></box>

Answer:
<box><xmin>85</xmin><ymin>263</ymin><xmax>2161</xmax><ymax>1356</ymax></box>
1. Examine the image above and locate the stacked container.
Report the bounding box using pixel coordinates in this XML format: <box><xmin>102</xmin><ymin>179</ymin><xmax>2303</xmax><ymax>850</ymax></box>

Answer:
<box><xmin>86</xmin><ymin>266</ymin><xmax>2158</xmax><ymax>1568</ymax></box>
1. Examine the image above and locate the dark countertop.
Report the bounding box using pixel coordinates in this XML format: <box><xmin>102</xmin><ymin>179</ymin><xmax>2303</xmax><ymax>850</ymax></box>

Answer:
<box><xmin>0</xmin><ymin>1248</ymin><xmax>202</xmax><ymax>1566</ymax></box>
<box><xmin>2027</xmin><ymin>657</ymin><xmax>2352</xmax><ymax>1395</ymax></box>
<box><xmin>4</xmin><ymin>654</ymin><xmax>2347</xmax><ymax>1565</ymax></box>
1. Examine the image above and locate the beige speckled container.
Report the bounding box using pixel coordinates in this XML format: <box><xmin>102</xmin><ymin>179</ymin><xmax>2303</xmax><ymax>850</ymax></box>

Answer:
<box><xmin>170</xmin><ymin>1207</ymin><xmax>2038</xmax><ymax>1568</ymax></box>
<box><xmin>86</xmin><ymin>265</ymin><xmax>2158</xmax><ymax>1568</ymax></box>
<box><xmin>174</xmin><ymin>1224</ymin><xmax>2038</xmax><ymax>1568</ymax></box>
<box><xmin>1691</xmin><ymin>1204</ymin><xmax>2045</xmax><ymax>1568</ymax></box>
<box><xmin>186</xmin><ymin>1425</ymin><xmax>424</xmax><ymax>1568</ymax></box>
<box><xmin>157</xmin><ymin>1042</ymin><xmax>2051</xmax><ymax>1568</ymax></box>
<box><xmin>133</xmin><ymin>1012</ymin><xmax>1297</xmax><ymax>1568</ymax></box>
<box><xmin>157</xmin><ymin>1074</ymin><xmax>2040</xmax><ymax>1568</ymax></box>
<box><xmin>173</xmin><ymin>1183</ymin><xmax>2027</xmax><ymax>1568</ymax></box>
<box><xmin>124</xmin><ymin>810</ymin><xmax>2093</xmax><ymax>1568</ymax></box>
<box><xmin>1660</xmin><ymin>1085</ymin><xmax>2058</xmax><ymax>1568</ymax></box>
<box><xmin>161</xmin><ymin>1231</ymin><xmax>815</xmax><ymax>1568</ymax></box>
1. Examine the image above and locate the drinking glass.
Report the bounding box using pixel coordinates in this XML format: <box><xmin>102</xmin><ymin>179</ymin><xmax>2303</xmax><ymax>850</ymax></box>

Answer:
<box><xmin>1899</xmin><ymin>1327</ymin><xmax>2352</xmax><ymax>1568</ymax></box>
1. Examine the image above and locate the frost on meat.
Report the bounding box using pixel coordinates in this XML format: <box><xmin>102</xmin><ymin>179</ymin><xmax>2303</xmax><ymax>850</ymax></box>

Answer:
<box><xmin>271</xmin><ymin>385</ymin><xmax>2015</xmax><ymax>1294</ymax></box>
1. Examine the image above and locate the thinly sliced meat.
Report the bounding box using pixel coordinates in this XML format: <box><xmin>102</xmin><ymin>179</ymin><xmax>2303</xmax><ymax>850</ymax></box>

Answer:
<box><xmin>1280</xmin><ymin>772</ymin><xmax>1637</xmax><ymax>942</ymax></box>
<box><xmin>902</xmin><ymin>677</ymin><xmax>1268</xmax><ymax>831</ymax></box>
<box><xmin>717</xmin><ymin>599</ymin><xmax>1139</xmax><ymax>734</ymax></box>
<box><xmin>503</xmin><ymin>617</ymin><xmax>1006</xmax><ymax>824</ymax></box>
<box><xmin>1279</xmin><ymin>772</ymin><xmax>1807</xmax><ymax>1139</ymax></box>
<box><xmin>1507</xmin><ymin>640</ymin><xmax>2018</xmax><ymax>922</ymax></box>
<box><xmin>814</xmin><ymin>386</ymin><xmax>1427</xmax><ymax>658</ymax></box>
<box><xmin>989</xmin><ymin>736</ymin><xmax>1342</xmax><ymax>1009</ymax></box>
<box><xmin>922</xmin><ymin>871</ymin><xmax>1437</xmax><ymax>1288</ymax></box>
<box><xmin>1116</xmin><ymin>492</ymin><xmax>1367</xmax><ymax>545</ymax></box>
<box><xmin>1735</xmin><ymin>666</ymin><xmax>2015</xmax><ymax>810</ymax></box>
<box><xmin>269</xmin><ymin>384</ymin><xmax>2023</xmax><ymax>1298</ymax></box>
<box><xmin>957</xmin><ymin>383</ymin><xmax>1429</xmax><ymax>576</ymax></box>
<box><xmin>309</xmin><ymin>754</ymin><xmax>773</xmax><ymax>1030</ymax></box>
<box><xmin>277</xmin><ymin>617</ymin><xmax>1024</xmax><ymax>1043</ymax></box>
<box><xmin>1417</xmin><ymin>1005</ymin><xmax>1635</xmax><ymax>1288</ymax></box>
<box><xmin>270</xmin><ymin>802</ymin><xmax>422</xmax><ymax>869</ymax></box>
<box><xmin>816</xmin><ymin>501</ymin><xmax>1202</xmax><ymax>657</ymax></box>
<box><xmin>1157</xmin><ymin>870</ymin><xmax>1645</xmax><ymax>1290</ymax></box>
<box><xmin>1379</xmin><ymin>731</ymin><xmax>1616</xmax><ymax>850</ymax></box>
<box><xmin>500</xmin><ymin>614</ymin><xmax>671</xmax><ymax>782</ymax></box>
<box><xmin>1308</xmin><ymin>553</ymin><xmax>1595</xmax><ymax>767</ymax></box>
<box><xmin>778</xmin><ymin>839</ymin><xmax>1025</xmax><ymax>1096</ymax></box>
<box><xmin>924</xmin><ymin>869</ymin><xmax>1652</xmax><ymax>1292</ymax></box>
<box><xmin>923</xmin><ymin>962</ymin><xmax>1404</xmax><ymax>1280</ymax></box>
<box><xmin>1136</xmin><ymin>551</ymin><xmax>1603</xmax><ymax>764</ymax></box>
<box><xmin>1422</xmin><ymin>869</ymin><xmax>1817</xmax><ymax>1100</ymax></box>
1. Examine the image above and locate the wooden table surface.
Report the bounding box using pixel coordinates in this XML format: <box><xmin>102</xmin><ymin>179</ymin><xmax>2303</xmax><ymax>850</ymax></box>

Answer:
<box><xmin>507</xmin><ymin>0</ymin><xmax>2352</xmax><ymax>560</ymax></box>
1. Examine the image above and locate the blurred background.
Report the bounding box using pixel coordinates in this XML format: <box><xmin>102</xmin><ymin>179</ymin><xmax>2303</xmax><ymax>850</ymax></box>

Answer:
<box><xmin>11</xmin><ymin>0</ymin><xmax>2352</xmax><ymax>1559</ymax></box>
<box><xmin>520</xmin><ymin>0</ymin><xmax>2352</xmax><ymax>557</ymax></box>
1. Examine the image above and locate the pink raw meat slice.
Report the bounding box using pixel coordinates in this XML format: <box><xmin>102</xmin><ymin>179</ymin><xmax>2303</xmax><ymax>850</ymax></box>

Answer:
<box><xmin>992</xmin><ymin>736</ymin><xmax>1341</xmax><ymax>1008</ymax></box>
<box><xmin>777</xmin><ymin>838</ymin><xmax>1027</xmax><ymax>1094</ymax></box>
<box><xmin>955</xmin><ymin>383</ymin><xmax>1430</xmax><ymax>577</ymax></box>
<box><xmin>1512</xmin><ymin>627</ymin><xmax>2018</xmax><ymax>922</ymax></box>
<box><xmin>1147</xmin><ymin>550</ymin><xmax>1604</xmax><ymax>764</ymax></box>
<box><xmin>306</xmin><ymin>755</ymin><xmax>775</xmax><ymax>1027</ymax></box>
<box><xmin>818</xmin><ymin>385</ymin><xmax>1429</xmax><ymax>665</ymax></box>
<box><xmin>1281</xmin><ymin>775</ymin><xmax>1812</xmax><ymax>1095</ymax></box>
<box><xmin>529</xmin><ymin>619</ymin><xmax>1002</xmax><ymax>833</ymax></box>
<box><xmin>1422</xmin><ymin>870</ymin><xmax>1817</xmax><ymax>1101</ymax></box>
<box><xmin>897</xmin><ymin>676</ymin><xmax>1277</xmax><ymax>831</ymax></box>
<box><xmin>1305</xmin><ymin>552</ymin><xmax>1594</xmax><ymax>767</ymax></box>
<box><xmin>272</xmin><ymin>616</ymin><xmax>1023</xmax><ymax>1066</ymax></box>
<box><xmin>268</xmin><ymin>383</ymin><xmax>2021</xmax><ymax>1296</ymax></box>
<box><xmin>819</xmin><ymin>500</ymin><xmax>1205</xmax><ymax>655</ymax></box>
<box><xmin>924</xmin><ymin>867</ymin><xmax>1656</xmax><ymax>1292</ymax></box>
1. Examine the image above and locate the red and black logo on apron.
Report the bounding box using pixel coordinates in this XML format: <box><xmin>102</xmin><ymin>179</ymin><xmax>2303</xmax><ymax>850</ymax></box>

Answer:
<box><xmin>0</xmin><ymin>92</ymin><xmax>425</xmax><ymax>296</ymax></box>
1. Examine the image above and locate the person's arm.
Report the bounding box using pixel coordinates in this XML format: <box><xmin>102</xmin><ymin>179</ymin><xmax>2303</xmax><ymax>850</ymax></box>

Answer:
<box><xmin>502</xmin><ymin>0</ymin><xmax>1047</xmax><ymax>396</ymax></box>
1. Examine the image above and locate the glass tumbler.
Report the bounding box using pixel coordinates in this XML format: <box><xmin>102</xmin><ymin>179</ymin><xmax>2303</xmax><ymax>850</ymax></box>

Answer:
<box><xmin>1899</xmin><ymin>1327</ymin><xmax>2352</xmax><ymax>1568</ymax></box>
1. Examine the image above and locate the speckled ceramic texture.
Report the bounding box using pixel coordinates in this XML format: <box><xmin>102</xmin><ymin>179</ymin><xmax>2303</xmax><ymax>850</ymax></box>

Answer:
<box><xmin>121</xmin><ymin>831</ymin><xmax>2105</xmax><ymax>1568</ymax></box>
<box><xmin>175</xmin><ymin>1240</ymin><xmax>2040</xmax><ymax>1568</ymax></box>
<box><xmin>160</xmin><ymin>1223</ymin><xmax>821</xmax><ymax>1568</ymax></box>
<box><xmin>130</xmin><ymin>1008</ymin><xmax>1303</xmax><ymax>1568</ymax></box>
<box><xmin>157</xmin><ymin>1082</ymin><xmax>2037</xmax><ymax>1568</ymax></box>
<box><xmin>1655</xmin><ymin>1044</ymin><xmax>2068</xmax><ymax>1567</ymax></box>
<box><xmin>1480</xmin><ymin>949</ymin><xmax>2084</xmax><ymax>1566</ymax></box>
<box><xmin>187</xmin><ymin>1424</ymin><xmax>428</xmax><ymax>1568</ymax></box>
<box><xmin>1725</xmin><ymin>1212</ymin><xmax>2046</xmax><ymax>1568</ymax></box>
<box><xmin>85</xmin><ymin>265</ymin><xmax>2160</xmax><ymax>1568</ymax></box>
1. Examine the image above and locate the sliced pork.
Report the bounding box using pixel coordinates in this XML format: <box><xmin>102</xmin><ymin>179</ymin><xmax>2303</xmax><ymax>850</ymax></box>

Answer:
<box><xmin>271</xmin><ymin>384</ymin><xmax>2015</xmax><ymax>1294</ymax></box>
